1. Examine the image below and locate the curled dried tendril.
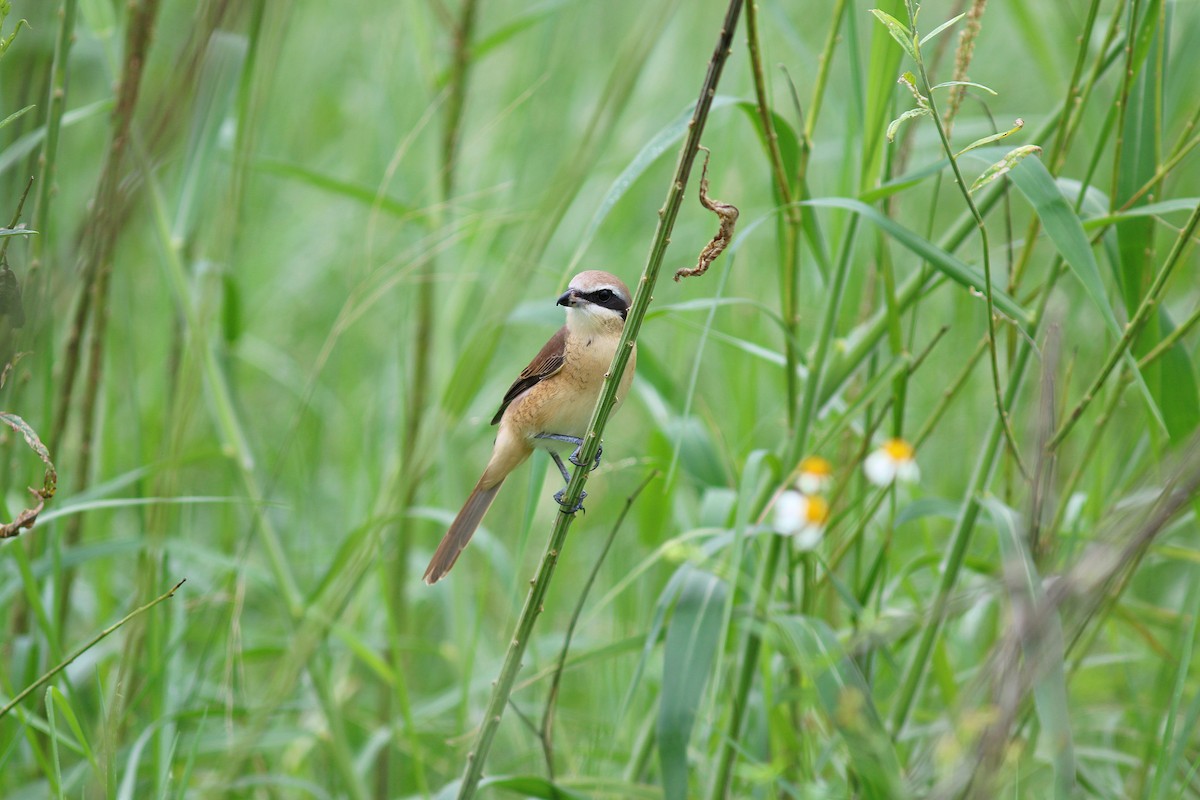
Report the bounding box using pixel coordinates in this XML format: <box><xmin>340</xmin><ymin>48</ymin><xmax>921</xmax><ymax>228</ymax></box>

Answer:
<box><xmin>675</xmin><ymin>146</ymin><xmax>739</xmax><ymax>282</ymax></box>
<box><xmin>0</xmin><ymin>412</ymin><xmax>57</xmax><ymax>540</ymax></box>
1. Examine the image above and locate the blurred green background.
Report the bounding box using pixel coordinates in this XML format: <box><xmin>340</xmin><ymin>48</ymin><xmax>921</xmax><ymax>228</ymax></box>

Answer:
<box><xmin>3</xmin><ymin>0</ymin><xmax>1200</xmax><ymax>797</ymax></box>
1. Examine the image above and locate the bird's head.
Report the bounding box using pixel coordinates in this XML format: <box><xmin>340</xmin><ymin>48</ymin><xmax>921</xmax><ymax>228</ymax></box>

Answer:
<box><xmin>557</xmin><ymin>270</ymin><xmax>632</xmax><ymax>332</ymax></box>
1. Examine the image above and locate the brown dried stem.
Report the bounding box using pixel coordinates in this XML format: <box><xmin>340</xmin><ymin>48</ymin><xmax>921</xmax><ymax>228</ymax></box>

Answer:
<box><xmin>675</xmin><ymin>148</ymin><xmax>739</xmax><ymax>281</ymax></box>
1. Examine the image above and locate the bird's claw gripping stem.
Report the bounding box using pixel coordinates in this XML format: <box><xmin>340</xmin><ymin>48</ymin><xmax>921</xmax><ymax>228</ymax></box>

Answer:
<box><xmin>570</xmin><ymin>443</ymin><xmax>602</xmax><ymax>471</ymax></box>
<box><xmin>553</xmin><ymin>488</ymin><xmax>586</xmax><ymax>514</ymax></box>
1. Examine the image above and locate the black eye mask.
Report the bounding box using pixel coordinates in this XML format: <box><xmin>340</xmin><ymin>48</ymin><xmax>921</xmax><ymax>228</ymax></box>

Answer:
<box><xmin>584</xmin><ymin>289</ymin><xmax>629</xmax><ymax>319</ymax></box>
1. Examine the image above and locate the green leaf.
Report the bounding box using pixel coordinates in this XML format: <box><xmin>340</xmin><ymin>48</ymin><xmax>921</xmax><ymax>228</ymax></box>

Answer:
<box><xmin>48</xmin><ymin>688</ymin><xmax>99</xmax><ymax>778</ymax></box>
<box><xmin>802</xmin><ymin>196</ymin><xmax>1033</xmax><ymax>329</ymax></box>
<box><xmin>1002</xmin><ymin>153</ymin><xmax>1165</xmax><ymax>432</ymax></box>
<box><xmin>870</xmin><ymin>8</ymin><xmax>919</xmax><ymax>62</ymax></box>
<box><xmin>919</xmin><ymin>12</ymin><xmax>966</xmax><ymax>45</ymax></box>
<box><xmin>477</xmin><ymin>775</ymin><xmax>592</xmax><ymax>800</ymax></box>
<box><xmin>253</xmin><ymin>159</ymin><xmax>420</xmax><ymax>220</ymax></box>
<box><xmin>0</xmin><ymin>103</ymin><xmax>33</xmax><ymax>130</ymax></box>
<box><xmin>736</xmin><ymin>101</ymin><xmax>801</xmax><ymax>195</ymax></box>
<box><xmin>772</xmin><ymin>616</ymin><xmax>908</xmax><ymax>798</ymax></box>
<box><xmin>930</xmin><ymin>79</ymin><xmax>998</xmax><ymax>96</ymax></box>
<box><xmin>968</xmin><ymin>144</ymin><xmax>1041</xmax><ymax>193</ymax></box>
<box><xmin>0</xmin><ymin>227</ymin><xmax>36</xmax><ymax>238</ymax></box>
<box><xmin>1154</xmin><ymin>309</ymin><xmax>1200</xmax><ymax>441</ymax></box>
<box><xmin>955</xmin><ymin>118</ymin><xmax>1023</xmax><ymax>158</ymax></box>
<box><xmin>886</xmin><ymin>106</ymin><xmax>929</xmax><ymax>143</ymax></box>
<box><xmin>1114</xmin><ymin>29</ymin><xmax>1160</xmax><ymax>317</ymax></box>
<box><xmin>859</xmin><ymin>157</ymin><xmax>950</xmax><ymax>202</ymax></box>
<box><xmin>174</xmin><ymin>32</ymin><xmax>247</xmax><ymax>241</ymax></box>
<box><xmin>0</xmin><ymin>99</ymin><xmax>112</xmax><ymax>179</ymax></box>
<box><xmin>658</xmin><ymin>567</ymin><xmax>726</xmax><ymax>800</ymax></box>
<box><xmin>1081</xmin><ymin>198</ymin><xmax>1199</xmax><ymax>230</ymax></box>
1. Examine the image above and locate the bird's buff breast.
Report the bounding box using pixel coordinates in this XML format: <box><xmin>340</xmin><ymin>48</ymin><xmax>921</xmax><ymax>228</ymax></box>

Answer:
<box><xmin>510</xmin><ymin>333</ymin><xmax>635</xmax><ymax>446</ymax></box>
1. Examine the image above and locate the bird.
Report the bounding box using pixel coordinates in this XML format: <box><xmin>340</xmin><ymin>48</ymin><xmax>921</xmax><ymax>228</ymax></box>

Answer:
<box><xmin>423</xmin><ymin>270</ymin><xmax>637</xmax><ymax>585</ymax></box>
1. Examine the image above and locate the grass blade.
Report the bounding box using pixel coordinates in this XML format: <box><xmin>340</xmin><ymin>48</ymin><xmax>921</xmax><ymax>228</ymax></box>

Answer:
<box><xmin>772</xmin><ymin>616</ymin><xmax>907</xmax><ymax>798</ymax></box>
<box><xmin>658</xmin><ymin>566</ymin><xmax>726</xmax><ymax>800</ymax></box>
<box><xmin>802</xmin><ymin>196</ymin><xmax>1032</xmax><ymax>329</ymax></box>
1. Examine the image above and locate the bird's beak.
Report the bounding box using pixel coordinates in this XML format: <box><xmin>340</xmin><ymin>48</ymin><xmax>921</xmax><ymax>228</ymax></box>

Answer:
<box><xmin>557</xmin><ymin>289</ymin><xmax>577</xmax><ymax>307</ymax></box>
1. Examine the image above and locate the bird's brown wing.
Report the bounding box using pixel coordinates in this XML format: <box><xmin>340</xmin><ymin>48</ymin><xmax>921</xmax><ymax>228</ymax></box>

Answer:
<box><xmin>491</xmin><ymin>325</ymin><xmax>567</xmax><ymax>424</ymax></box>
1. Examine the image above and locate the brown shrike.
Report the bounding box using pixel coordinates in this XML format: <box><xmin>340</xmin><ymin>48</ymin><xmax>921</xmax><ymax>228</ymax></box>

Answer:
<box><xmin>423</xmin><ymin>270</ymin><xmax>637</xmax><ymax>584</ymax></box>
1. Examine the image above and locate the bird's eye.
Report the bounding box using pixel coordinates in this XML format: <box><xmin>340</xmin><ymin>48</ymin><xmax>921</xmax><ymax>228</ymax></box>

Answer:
<box><xmin>596</xmin><ymin>289</ymin><xmax>613</xmax><ymax>302</ymax></box>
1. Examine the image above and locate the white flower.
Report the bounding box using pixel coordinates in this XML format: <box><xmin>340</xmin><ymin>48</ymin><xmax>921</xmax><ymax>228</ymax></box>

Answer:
<box><xmin>774</xmin><ymin>490</ymin><xmax>829</xmax><ymax>550</ymax></box>
<box><xmin>864</xmin><ymin>438</ymin><xmax>920</xmax><ymax>486</ymax></box>
<box><xmin>796</xmin><ymin>455</ymin><xmax>833</xmax><ymax>495</ymax></box>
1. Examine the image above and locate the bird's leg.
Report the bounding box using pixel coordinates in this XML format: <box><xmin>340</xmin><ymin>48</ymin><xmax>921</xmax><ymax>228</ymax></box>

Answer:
<box><xmin>548</xmin><ymin>450</ymin><xmax>572</xmax><ymax>484</ymax></box>
<box><xmin>533</xmin><ymin>432</ymin><xmax>603</xmax><ymax>471</ymax></box>
<box><xmin>549</xmin><ymin>451</ymin><xmax>587</xmax><ymax>513</ymax></box>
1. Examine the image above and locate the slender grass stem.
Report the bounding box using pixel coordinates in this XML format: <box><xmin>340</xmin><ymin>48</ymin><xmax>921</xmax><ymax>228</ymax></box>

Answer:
<box><xmin>889</xmin><ymin>236</ymin><xmax>1067</xmax><ymax>738</ymax></box>
<box><xmin>29</xmin><ymin>0</ymin><xmax>78</xmax><ymax>273</ymax></box>
<box><xmin>745</xmin><ymin>0</ymin><xmax>803</xmax><ymax>431</ymax></box>
<box><xmin>1048</xmin><ymin>200</ymin><xmax>1200</xmax><ymax>450</ymax></box>
<box><xmin>804</xmin><ymin>0</ymin><xmax>848</xmax><ymax>143</ymax></box>
<box><xmin>540</xmin><ymin>471</ymin><xmax>655</xmax><ymax>777</ymax></box>
<box><xmin>0</xmin><ymin>580</ymin><xmax>184</xmax><ymax>720</ymax></box>
<box><xmin>452</xmin><ymin>4</ymin><xmax>745</xmax><ymax>796</ymax></box>
<box><xmin>901</xmin><ymin>0</ymin><xmax>1026</xmax><ymax>479</ymax></box>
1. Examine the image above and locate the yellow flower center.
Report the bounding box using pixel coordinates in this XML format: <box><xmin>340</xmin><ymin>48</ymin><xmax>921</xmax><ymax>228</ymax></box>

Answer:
<box><xmin>799</xmin><ymin>455</ymin><xmax>833</xmax><ymax>477</ymax></box>
<box><xmin>882</xmin><ymin>438</ymin><xmax>915</xmax><ymax>462</ymax></box>
<box><xmin>805</xmin><ymin>495</ymin><xmax>830</xmax><ymax>525</ymax></box>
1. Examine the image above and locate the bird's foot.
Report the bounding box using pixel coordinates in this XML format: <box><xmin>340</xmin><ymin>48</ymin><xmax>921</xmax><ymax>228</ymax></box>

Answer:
<box><xmin>569</xmin><ymin>443</ymin><xmax>602</xmax><ymax>471</ymax></box>
<box><xmin>553</xmin><ymin>488</ymin><xmax>587</xmax><ymax>514</ymax></box>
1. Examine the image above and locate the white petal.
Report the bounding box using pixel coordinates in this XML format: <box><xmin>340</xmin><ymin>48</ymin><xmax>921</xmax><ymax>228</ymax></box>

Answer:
<box><xmin>774</xmin><ymin>490</ymin><xmax>805</xmax><ymax>534</ymax></box>
<box><xmin>864</xmin><ymin>451</ymin><xmax>897</xmax><ymax>486</ymax></box>
<box><xmin>896</xmin><ymin>459</ymin><xmax>921</xmax><ymax>483</ymax></box>
<box><xmin>797</xmin><ymin>473</ymin><xmax>831</xmax><ymax>495</ymax></box>
<box><xmin>793</xmin><ymin>525</ymin><xmax>823</xmax><ymax>551</ymax></box>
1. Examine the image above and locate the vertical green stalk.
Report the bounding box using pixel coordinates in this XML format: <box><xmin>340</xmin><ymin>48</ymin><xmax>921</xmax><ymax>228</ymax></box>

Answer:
<box><xmin>804</xmin><ymin>0</ymin><xmax>848</xmax><ymax>143</ymax></box>
<box><xmin>901</xmin><ymin>0</ymin><xmax>1025</xmax><ymax>477</ymax></box>
<box><xmin>452</xmin><ymin>3</ymin><xmax>744</xmax><ymax>796</ymax></box>
<box><xmin>889</xmin><ymin>262</ymin><xmax>1061</xmax><ymax>737</ymax></box>
<box><xmin>1048</xmin><ymin>200</ymin><xmax>1200</xmax><ymax>449</ymax></box>
<box><xmin>30</xmin><ymin>0</ymin><xmax>78</xmax><ymax>272</ymax></box>
<box><xmin>380</xmin><ymin>3</ymin><xmax>479</xmax><ymax>796</ymax></box>
<box><xmin>710</xmin><ymin>214</ymin><xmax>861</xmax><ymax>799</ymax></box>
<box><xmin>744</xmin><ymin>0</ymin><xmax>802</xmax><ymax>430</ymax></box>
<box><xmin>55</xmin><ymin>0</ymin><xmax>162</xmax><ymax>681</ymax></box>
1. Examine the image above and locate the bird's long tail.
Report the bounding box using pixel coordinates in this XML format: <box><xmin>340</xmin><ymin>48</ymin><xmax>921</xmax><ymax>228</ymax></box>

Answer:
<box><xmin>423</xmin><ymin>476</ymin><xmax>504</xmax><ymax>584</ymax></box>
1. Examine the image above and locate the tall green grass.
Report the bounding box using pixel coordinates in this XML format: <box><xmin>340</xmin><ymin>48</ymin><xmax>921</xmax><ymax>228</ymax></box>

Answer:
<box><xmin>2</xmin><ymin>0</ymin><xmax>1200</xmax><ymax>798</ymax></box>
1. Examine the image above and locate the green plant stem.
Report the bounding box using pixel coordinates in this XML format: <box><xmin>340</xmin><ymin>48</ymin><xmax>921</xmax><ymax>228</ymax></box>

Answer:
<box><xmin>1137</xmin><ymin>302</ymin><xmax>1200</xmax><ymax>368</ymax></box>
<box><xmin>55</xmin><ymin>0</ymin><xmax>161</xmax><ymax>649</ymax></box>
<box><xmin>1108</xmin><ymin>0</ymin><xmax>1143</xmax><ymax>207</ymax></box>
<box><xmin>540</xmin><ymin>471</ymin><xmax>655</xmax><ymax>778</ymax></box>
<box><xmin>890</xmin><ymin>261</ymin><xmax>1062</xmax><ymax>738</ymax></box>
<box><xmin>1046</xmin><ymin>0</ymin><xmax>1102</xmax><ymax>169</ymax></box>
<box><xmin>1046</xmin><ymin>369</ymin><xmax>1128</xmax><ymax>541</ymax></box>
<box><xmin>903</xmin><ymin>0</ymin><xmax>1026</xmax><ymax>478</ymax></box>
<box><xmin>30</xmin><ymin>0</ymin><xmax>78</xmax><ymax>272</ymax></box>
<box><xmin>708</xmin><ymin>530</ymin><xmax>785</xmax><ymax>799</ymax></box>
<box><xmin>1048</xmin><ymin>200</ymin><xmax>1200</xmax><ymax>449</ymax></box>
<box><xmin>744</xmin><ymin>0</ymin><xmax>802</xmax><ymax>431</ymax></box>
<box><xmin>708</xmin><ymin>201</ymin><xmax>861</xmax><ymax>800</ymax></box>
<box><xmin>452</xmin><ymin>3</ymin><xmax>744</xmax><ymax>796</ymax></box>
<box><xmin>804</xmin><ymin>0</ymin><xmax>848</xmax><ymax>143</ymax></box>
<box><xmin>0</xmin><ymin>580</ymin><xmax>184</xmax><ymax>720</ymax></box>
